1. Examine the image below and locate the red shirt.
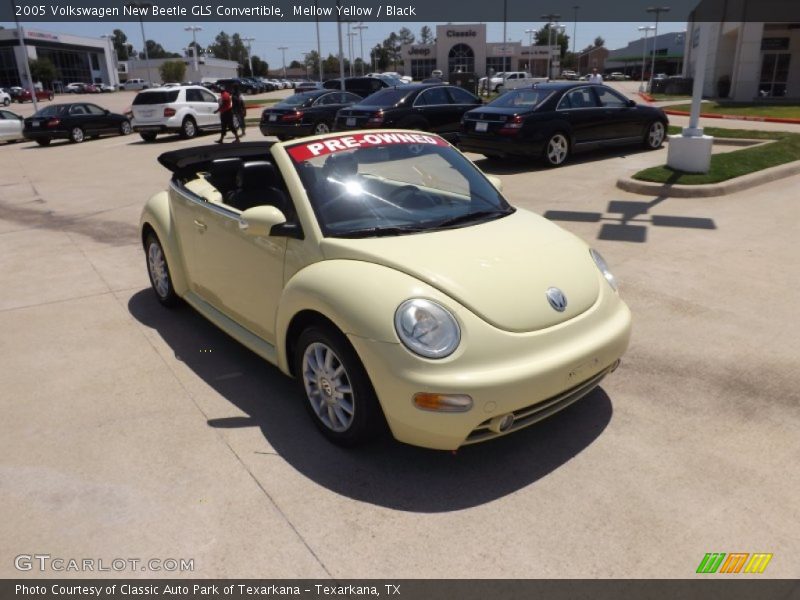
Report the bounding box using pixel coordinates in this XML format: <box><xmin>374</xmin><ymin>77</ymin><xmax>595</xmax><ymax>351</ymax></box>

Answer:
<box><xmin>218</xmin><ymin>91</ymin><xmax>232</xmax><ymax>113</ymax></box>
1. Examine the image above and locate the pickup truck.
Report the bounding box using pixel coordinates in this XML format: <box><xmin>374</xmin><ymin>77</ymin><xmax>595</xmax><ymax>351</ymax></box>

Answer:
<box><xmin>479</xmin><ymin>71</ymin><xmax>548</xmax><ymax>93</ymax></box>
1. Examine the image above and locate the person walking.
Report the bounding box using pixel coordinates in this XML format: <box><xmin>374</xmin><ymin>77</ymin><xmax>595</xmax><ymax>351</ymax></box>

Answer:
<box><xmin>588</xmin><ymin>68</ymin><xmax>603</xmax><ymax>84</ymax></box>
<box><xmin>232</xmin><ymin>86</ymin><xmax>246</xmax><ymax>137</ymax></box>
<box><xmin>214</xmin><ymin>85</ymin><xmax>240</xmax><ymax>144</ymax></box>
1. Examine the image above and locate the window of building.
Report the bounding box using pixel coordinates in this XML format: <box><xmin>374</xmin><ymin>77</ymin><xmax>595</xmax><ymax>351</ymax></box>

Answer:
<box><xmin>486</xmin><ymin>57</ymin><xmax>511</xmax><ymax>75</ymax></box>
<box><xmin>448</xmin><ymin>44</ymin><xmax>474</xmax><ymax>74</ymax></box>
<box><xmin>410</xmin><ymin>58</ymin><xmax>437</xmax><ymax>80</ymax></box>
<box><xmin>90</xmin><ymin>53</ymin><xmax>100</xmax><ymax>70</ymax></box>
<box><xmin>0</xmin><ymin>47</ymin><xmax>21</xmax><ymax>87</ymax></box>
<box><xmin>35</xmin><ymin>46</ymin><xmax>92</xmax><ymax>84</ymax></box>
<box><xmin>759</xmin><ymin>53</ymin><xmax>790</xmax><ymax>97</ymax></box>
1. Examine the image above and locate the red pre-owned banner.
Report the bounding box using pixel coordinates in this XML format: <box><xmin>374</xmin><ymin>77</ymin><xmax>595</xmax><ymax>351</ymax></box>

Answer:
<box><xmin>286</xmin><ymin>132</ymin><xmax>448</xmax><ymax>162</ymax></box>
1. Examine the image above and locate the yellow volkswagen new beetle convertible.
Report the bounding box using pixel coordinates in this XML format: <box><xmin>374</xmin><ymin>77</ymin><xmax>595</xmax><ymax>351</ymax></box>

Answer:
<box><xmin>140</xmin><ymin>130</ymin><xmax>631</xmax><ymax>450</ymax></box>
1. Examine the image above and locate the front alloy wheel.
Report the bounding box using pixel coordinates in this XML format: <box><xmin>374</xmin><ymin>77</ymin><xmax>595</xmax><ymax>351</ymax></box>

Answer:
<box><xmin>69</xmin><ymin>127</ymin><xmax>85</xmax><ymax>143</ymax></box>
<box><xmin>313</xmin><ymin>121</ymin><xmax>331</xmax><ymax>135</ymax></box>
<box><xmin>120</xmin><ymin>120</ymin><xmax>132</xmax><ymax>135</ymax></box>
<box><xmin>645</xmin><ymin>120</ymin><xmax>665</xmax><ymax>149</ymax></box>
<box><xmin>145</xmin><ymin>233</ymin><xmax>178</xmax><ymax>307</ymax></box>
<box><xmin>295</xmin><ymin>326</ymin><xmax>384</xmax><ymax>446</ymax></box>
<box><xmin>544</xmin><ymin>132</ymin><xmax>569</xmax><ymax>167</ymax></box>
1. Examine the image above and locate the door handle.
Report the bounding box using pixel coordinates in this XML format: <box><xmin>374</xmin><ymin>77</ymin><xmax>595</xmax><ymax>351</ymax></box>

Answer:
<box><xmin>193</xmin><ymin>219</ymin><xmax>207</xmax><ymax>231</ymax></box>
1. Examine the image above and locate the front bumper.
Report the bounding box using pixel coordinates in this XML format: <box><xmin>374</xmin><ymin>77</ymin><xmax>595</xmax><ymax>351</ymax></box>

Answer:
<box><xmin>348</xmin><ymin>285</ymin><xmax>632</xmax><ymax>450</ymax></box>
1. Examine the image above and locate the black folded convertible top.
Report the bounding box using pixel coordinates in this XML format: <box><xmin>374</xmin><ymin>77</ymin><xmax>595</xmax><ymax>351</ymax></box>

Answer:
<box><xmin>158</xmin><ymin>141</ymin><xmax>276</xmax><ymax>176</ymax></box>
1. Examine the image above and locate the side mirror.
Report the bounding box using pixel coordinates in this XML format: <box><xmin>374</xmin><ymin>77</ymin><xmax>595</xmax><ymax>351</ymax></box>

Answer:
<box><xmin>486</xmin><ymin>175</ymin><xmax>503</xmax><ymax>192</ymax></box>
<box><xmin>627</xmin><ymin>99</ymin><xmax>637</xmax><ymax>107</ymax></box>
<box><xmin>104</xmin><ymin>109</ymin><xmax>110</xmax><ymax>114</ymax></box>
<box><xmin>238</xmin><ymin>205</ymin><xmax>287</xmax><ymax>237</ymax></box>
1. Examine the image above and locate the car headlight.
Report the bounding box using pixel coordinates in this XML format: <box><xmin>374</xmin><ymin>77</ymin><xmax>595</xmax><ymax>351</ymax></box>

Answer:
<box><xmin>590</xmin><ymin>248</ymin><xmax>618</xmax><ymax>291</ymax></box>
<box><xmin>394</xmin><ymin>299</ymin><xmax>460</xmax><ymax>359</ymax></box>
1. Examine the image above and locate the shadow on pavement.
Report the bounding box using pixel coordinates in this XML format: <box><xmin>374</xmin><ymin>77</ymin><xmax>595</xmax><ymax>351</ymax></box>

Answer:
<box><xmin>128</xmin><ymin>289</ymin><xmax>614</xmax><ymax>513</ymax></box>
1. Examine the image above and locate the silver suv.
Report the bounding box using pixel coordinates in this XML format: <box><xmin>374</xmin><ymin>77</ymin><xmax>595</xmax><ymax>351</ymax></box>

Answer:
<box><xmin>131</xmin><ymin>85</ymin><xmax>220</xmax><ymax>141</ymax></box>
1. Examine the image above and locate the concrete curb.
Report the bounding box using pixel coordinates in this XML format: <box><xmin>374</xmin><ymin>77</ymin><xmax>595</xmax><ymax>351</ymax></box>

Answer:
<box><xmin>617</xmin><ymin>159</ymin><xmax>800</xmax><ymax>198</ymax></box>
<box><xmin>663</xmin><ymin>109</ymin><xmax>800</xmax><ymax>125</ymax></box>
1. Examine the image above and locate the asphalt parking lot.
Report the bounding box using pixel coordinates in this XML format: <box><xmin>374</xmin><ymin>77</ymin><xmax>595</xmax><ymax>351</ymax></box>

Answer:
<box><xmin>1</xmin><ymin>86</ymin><xmax>798</xmax><ymax>579</ymax></box>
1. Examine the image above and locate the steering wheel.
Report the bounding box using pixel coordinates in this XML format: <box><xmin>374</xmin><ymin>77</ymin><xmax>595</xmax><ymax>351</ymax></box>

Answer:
<box><xmin>387</xmin><ymin>185</ymin><xmax>438</xmax><ymax>210</ymax></box>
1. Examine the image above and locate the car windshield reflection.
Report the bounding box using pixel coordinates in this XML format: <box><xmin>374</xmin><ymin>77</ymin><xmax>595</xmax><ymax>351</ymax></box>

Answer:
<box><xmin>286</xmin><ymin>133</ymin><xmax>514</xmax><ymax>237</ymax></box>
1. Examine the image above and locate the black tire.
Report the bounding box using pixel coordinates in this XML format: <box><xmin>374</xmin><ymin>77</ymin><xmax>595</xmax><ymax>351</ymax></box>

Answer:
<box><xmin>276</xmin><ymin>134</ymin><xmax>290</xmax><ymax>141</ymax></box>
<box><xmin>119</xmin><ymin>120</ymin><xmax>132</xmax><ymax>136</ymax></box>
<box><xmin>312</xmin><ymin>120</ymin><xmax>331</xmax><ymax>135</ymax></box>
<box><xmin>542</xmin><ymin>132</ymin><xmax>570</xmax><ymax>167</ymax></box>
<box><xmin>2</xmin><ymin>98</ymin><xmax>9</xmax><ymax>106</ymax></box>
<box><xmin>47</xmin><ymin>93</ymin><xmax>54</xmax><ymax>101</ymax></box>
<box><xmin>139</xmin><ymin>131</ymin><xmax>157</xmax><ymax>142</ymax></box>
<box><xmin>482</xmin><ymin>154</ymin><xmax>503</xmax><ymax>161</ymax></box>
<box><xmin>643</xmin><ymin>120</ymin><xmax>666</xmax><ymax>149</ymax></box>
<box><xmin>69</xmin><ymin>126</ymin><xmax>85</xmax><ymax>143</ymax></box>
<box><xmin>293</xmin><ymin>325</ymin><xmax>385</xmax><ymax>447</ymax></box>
<box><xmin>144</xmin><ymin>232</ymin><xmax>179</xmax><ymax>307</ymax></box>
<box><xmin>36</xmin><ymin>139</ymin><xmax>51</xmax><ymax>146</ymax></box>
<box><xmin>180</xmin><ymin>117</ymin><xmax>197</xmax><ymax>139</ymax></box>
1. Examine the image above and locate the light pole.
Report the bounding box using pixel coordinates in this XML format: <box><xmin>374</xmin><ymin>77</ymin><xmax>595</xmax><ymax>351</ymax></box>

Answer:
<box><xmin>646</xmin><ymin>6</ymin><xmax>670</xmax><ymax>92</ymax></box>
<box><xmin>638</xmin><ymin>25</ymin><xmax>655</xmax><ymax>91</ymax></box>
<box><xmin>242</xmin><ymin>36</ymin><xmax>254</xmax><ymax>76</ymax></box>
<box><xmin>128</xmin><ymin>2</ymin><xmax>154</xmax><ymax>85</ymax></box>
<box><xmin>347</xmin><ymin>32</ymin><xmax>358</xmax><ymax>77</ymax></box>
<box><xmin>502</xmin><ymin>0</ymin><xmax>507</xmax><ymax>73</ymax></box>
<box><xmin>572</xmin><ymin>5</ymin><xmax>579</xmax><ymax>59</ymax></box>
<box><xmin>541</xmin><ymin>14</ymin><xmax>561</xmax><ymax>80</ymax></box>
<box><xmin>278</xmin><ymin>46</ymin><xmax>288</xmax><ymax>78</ymax></box>
<box><xmin>524</xmin><ymin>28</ymin><xmax>535</xmax><ymax>73</ymax></box>
<box><xmin>336</xmin><ymin>0</ymin><xmax>345</xmax><ymax>89</ymax></box>
<box><xmin>184</xmin><ymin>26</ymin><xmax>202</xmax><ymax>75</ymax></box>
<box><xmin>314</xmin><ymin>0</ymin><xmax>322</xmax><ymax>81</ymax></box>
<box><xmin>353</xmin><ymin>23</ymin><xmax>368</xmax><ymax>76</ymax></box>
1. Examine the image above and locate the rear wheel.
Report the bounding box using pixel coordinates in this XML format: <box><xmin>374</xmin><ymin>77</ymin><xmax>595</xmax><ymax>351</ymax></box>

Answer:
<box><xmin>644</xmin><ymin>120</ymin><xmax>665</xmax><ymax>149</ymax></box>
<box><xmin>312</xmin><ymin>121</ymin><xmax>331</xmax><ymax>135</ymax></box>
<box><xmin>294</xmin><ymin>325</ymin><xmax>384</xmax><ymax>447</ymax></box>
<box><xmin>69</xmin><ymin>127</ymin><xmax>85</xmax><ymax>143</ymax></box>
<box><xmin>139</xmin><ymin>132</ymin><xmax>157</xmax><ymax>142</ymax></box>
<box><xmin>119</xmin><ymin>120</ymin><xmax>132</xmax><ymax>136</ymax></box>
<box><xmin>47</xmin><ymin>93</ymin><xmax>54</xmax><ymax>101</ymax></box>
<box><xmin>180</xmin><ymin>117</ymin><xmax>197</xmax><ymax>139</ymax></box>
<box><xmin>2</xmin><ymin>98</ymin><xmax>9</xmax><ymax>106</ymax></box>
<box><xmin>543</xmin><ymin>132</ymin><xmax>569</xmax><ymax>167</ymax></box>
<box><xmin>144</xmin><ymin>232</ymin><xmax>179</xmax><ymax>307</ymax></box>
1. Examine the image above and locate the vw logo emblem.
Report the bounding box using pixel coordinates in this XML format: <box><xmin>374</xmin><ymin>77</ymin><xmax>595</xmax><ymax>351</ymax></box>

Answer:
<box><xmin>546</xmin><ymin>287</ymin><xmax>568</xmax><ymax>312</ymax></box>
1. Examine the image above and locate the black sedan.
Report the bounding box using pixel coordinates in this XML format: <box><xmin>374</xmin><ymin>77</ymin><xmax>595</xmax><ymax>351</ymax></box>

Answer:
<box><xmin>334</xmin><ymin>84</ymin><xmax>482</xmax><ymax>139</ymax></box>
<box><xmin>23</xmin><ymin>103</ymin><xmax>132</xmax><ymax>146</ymax></box>
<box><xmin>323</xmin><ymin>76</ymin><xmax>390</xmax><ymax>98</ymax></box>
<box><xmin>458</xmin><ymin>83</ymin><xmax>668</xmax><ymax>167</ymax></box>
<box><xmin>260</xmin><ymin>90</ymin><xmax>363</xmax><ymax>140</ymax></box>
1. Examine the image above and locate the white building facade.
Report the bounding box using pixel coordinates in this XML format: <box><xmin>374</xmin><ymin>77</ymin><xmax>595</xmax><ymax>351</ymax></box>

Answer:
<box><xmin>684</xmin><ymin>21</ymin><xmax>799</xmax><ymax>100</ymax></box>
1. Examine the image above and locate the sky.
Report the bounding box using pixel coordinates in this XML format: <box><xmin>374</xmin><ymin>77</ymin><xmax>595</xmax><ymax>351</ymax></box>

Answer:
<box><xmin>1</xmin><ymin>20</ymin><xmax>687</xmax><ymax>69</ymax></box>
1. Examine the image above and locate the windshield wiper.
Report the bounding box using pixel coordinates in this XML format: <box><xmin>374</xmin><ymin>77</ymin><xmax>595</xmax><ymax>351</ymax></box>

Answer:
<box><xmin>434</xmin><ymin>209</ymin><xmax>511</xmax><ymax>229</ymax></box>
<box><xmin>334</xmin><ymin>225</ymin><xmax>427</xmax><ymax>238</ymax></box>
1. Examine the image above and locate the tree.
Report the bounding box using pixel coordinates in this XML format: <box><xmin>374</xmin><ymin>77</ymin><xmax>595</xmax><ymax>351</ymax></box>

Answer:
<box><xmin>159</xmin><ymin>60</ymin><xmax>186</xmax><ymax>83</ymax></box>
<box><xmin>534</xmin><ymin>24</ymin><xmax>570</xmax><ymax>58</ymax></box>
<box><xmin>419</xmin><ymin>26</ymin><xmax>433</xmax><ymax>45</ymax></box>
<box><xmin>208</xmin><ymin>31</ymin><xmax>232</xmax><ymax>60</ymax></box>
<box><xmin>111</xmin><ymin>29</ymin><xmax>133</xmax><ymax>61</ymax></box>
<box><xmin>250</xmin><ymin>56</ymin><xmax>269</xmax><ymax>77</ymax></box>
<box><xmin>140</xmin><ymin>40</ymin><xmax>180</xmax><ymax>60</ymax></box>
<box><xmin>370</xmin><ymin>44</ymin><xmax>389</xmax><ymax>71</ymax></box>
<box><xmin>381</xmin><ymin>32</ymin><xmax>401</xmax><ymax>70</ymax></box>
<box><xmin>594</xmin><ymin>36</ymin><xmax>605</xmax><ymax>48</ymax></box>
<box><xmin>29</xmin><ymin>58</ymin><xmax>57</xmax><ymax>87</ymax></box>
<box><xmin>289</xmin><ymin>60</ymin><xmax>303</xmax><ymax>69</ymax></box>
<box><xmin>186</xmin><ymin>41</ymin><xmax>205</xmax><ymax>58</ymax></box>
<box><xmin>322</xmin><ymin>53</ymin><xmax>341</xmax><ymax>77</ymax></box>
<box><xmin>304</xmin><ymin>50</ymin><xmax>320</xmax><ymax>77</ymax></box>
<box><xmin>397</xmin><ymin>27</ymin><xmax>415</xmax><ymax>46</ymax></box>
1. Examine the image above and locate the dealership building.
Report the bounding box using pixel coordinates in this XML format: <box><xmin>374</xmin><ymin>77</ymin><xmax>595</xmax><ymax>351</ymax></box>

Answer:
<box><xmin>0</xmin><ymin>28</ymin><xmax>118</xmax><ymax>91</ymax></box>
<box><xmin>400</xmin><ymin>23</ymin><xmax>559</xmax><ymax>79</ymax></box>
<box><xmin>684</xmin><ymin>21</ymin><xmax>799</xmax><ymax>100</ymax></box>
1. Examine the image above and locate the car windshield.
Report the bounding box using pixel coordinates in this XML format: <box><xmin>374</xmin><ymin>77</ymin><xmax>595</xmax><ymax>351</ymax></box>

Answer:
<box><xmin>488</xmin><ymin>88</ymin><xmax>552</xmax><ymax>108</ymax></box>
<box><xmin>286</xmin><ymin>132</ymin><xmax>514</xmax><ymax>238</ymax></box>
<box><xmin>133</xmin><ymin>91</ymin><xmax>179</xmax><ymax>105</ymax></box>
<box><xmin>276</xmin><ymin>93</ymin><xmax>317</xmax><ymax>108</ymax></box>
<box><xmin>33</xmin><ymin>105</ymin><xmax>68</xmax><ymax>117</ymax></box>
<box><xmin>357</xmin><ymin>88</ymin><xmax>411</xmax><ymax>107</ymax></box>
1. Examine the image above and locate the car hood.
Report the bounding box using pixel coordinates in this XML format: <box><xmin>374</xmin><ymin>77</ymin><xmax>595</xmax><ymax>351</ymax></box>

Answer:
<box><xmin>319</xmin><ymin>209</ymin><xmax>600</xmax><ymax>333</ymax></box>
